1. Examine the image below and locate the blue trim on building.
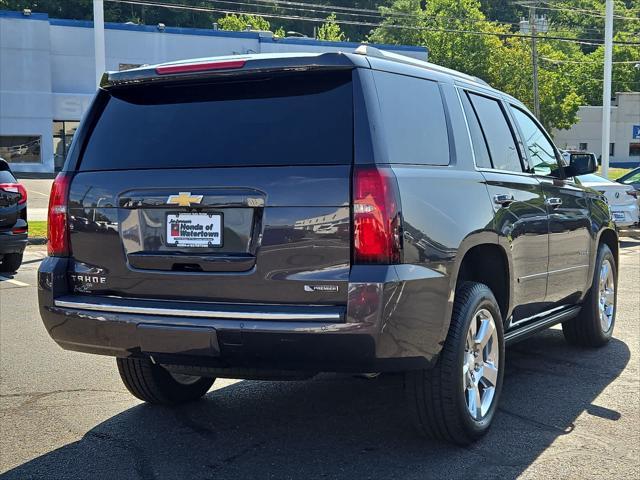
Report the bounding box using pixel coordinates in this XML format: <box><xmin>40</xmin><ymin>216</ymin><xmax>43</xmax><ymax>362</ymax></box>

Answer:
<box><xmin>1</xmin><ymin>9</ymin><xmax>426</xmax><ymax>53</ymax></box>
<box><xmin>0</xmin><ymin>10</ymin><xmax>49</xmax><ymax>21</ymax></box>
<box><xmin>49</xmin><ymin>17</ymin><xmax>262</xmax><ymax>39</ymax></box>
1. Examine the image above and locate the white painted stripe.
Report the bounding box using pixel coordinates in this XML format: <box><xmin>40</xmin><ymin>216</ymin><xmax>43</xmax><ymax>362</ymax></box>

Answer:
<box><xmin>0</xmin><ymin>276</ymin><xmax>29</xmax><ymax>287</ymax></box>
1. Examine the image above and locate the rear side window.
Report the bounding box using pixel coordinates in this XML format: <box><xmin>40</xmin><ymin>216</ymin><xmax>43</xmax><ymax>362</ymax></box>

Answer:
<box><xmin>373</xmin><ymin>71</ymin><xmax>450</xmax><ymax>166</ymax></box>
<box><xmin>467</xmin><ymin>92</ymin><xmax>522</xmax><ymax>173</ymax></box>
<box><xmin>79</xmin><ymin>71</ymin><xmax>353</xmax><ymax>171</ymax></box>
<box><xmin>459</xmin><ymin>91</ymin><xmax>492</xmax><ymax>169</ymax></box>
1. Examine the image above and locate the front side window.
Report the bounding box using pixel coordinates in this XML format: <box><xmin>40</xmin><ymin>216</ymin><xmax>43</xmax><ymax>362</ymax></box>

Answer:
<box><xmin>373</xmin><ymin>71</ymin><xmax>450</xmax><ymax>166</ymax></box>
<box><xmin>0</xmin><ymin>136</ymin><xmax>41</xmax><ymax>164</ymax></box>
<box><xmin>510</xmin><ymin>106</ymin><xmax>560</xmax><ymax>176</ymax></box>
<box><xmin>467</xmin><ymin>93</ymin><xmax>522</xmax><ymax>173</ymax></box>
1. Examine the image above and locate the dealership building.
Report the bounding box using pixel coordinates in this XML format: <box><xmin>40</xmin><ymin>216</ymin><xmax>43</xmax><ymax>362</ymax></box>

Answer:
<box><xmin>553</xmin><ymin>92</ymin><xmax>640</xmax><ymax>166</ymax></box>
<box><xmin>0</xmin><ymin>9</ymin><xmax>427</xmax><ymax>173</ymax></box>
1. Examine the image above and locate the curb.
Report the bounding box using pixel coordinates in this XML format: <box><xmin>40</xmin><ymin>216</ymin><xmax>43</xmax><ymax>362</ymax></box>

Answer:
<box><xmin>28</xmin><ymin>238</ymin><xmax>47</xmax><ymax>245</ymax></box>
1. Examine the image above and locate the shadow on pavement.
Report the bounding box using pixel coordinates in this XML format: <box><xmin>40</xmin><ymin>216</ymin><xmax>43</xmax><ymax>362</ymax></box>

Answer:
<box><xmin>2</xmin><ymin>329</ymin><xmax>630</xmax><ymax>480</ymax></box>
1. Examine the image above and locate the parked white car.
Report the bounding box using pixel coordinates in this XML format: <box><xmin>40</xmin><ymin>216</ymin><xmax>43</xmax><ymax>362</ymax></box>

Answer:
<box><xmin>577</xmin><ymin>173</ymin><xmax>639</xmax><ymax>227</ymax></box>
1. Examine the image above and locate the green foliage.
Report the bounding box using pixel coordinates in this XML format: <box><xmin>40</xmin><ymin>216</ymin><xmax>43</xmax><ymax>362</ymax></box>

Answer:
<box><xmin>370</xmin><ymin>0</ymin><xmax>639</xmax><ymax>132</ymax></box>
<box><xmin>217</xmin><ymin>13</ymin><xmax>270</xmax><ymax>32</ymax></box>
<box><xmin>316</xmin><ymin>13</ymin><xmax>346</xmax><ymax>42</ymax></box>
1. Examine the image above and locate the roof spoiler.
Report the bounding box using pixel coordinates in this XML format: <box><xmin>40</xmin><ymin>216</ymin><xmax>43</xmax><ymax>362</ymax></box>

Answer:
<box><xmin>100</xmin><ymin>52</ymin><xmax>359</xmax><ymax>89</ymax></box>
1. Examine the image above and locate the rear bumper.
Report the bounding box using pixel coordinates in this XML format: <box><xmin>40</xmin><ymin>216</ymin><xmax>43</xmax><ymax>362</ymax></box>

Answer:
<box><xmin>38</xmin><ymin>258</ymin><xmax>451</xmax><ymax>373</ymax></box>
<box><xmin>611</xmin><ymin>204</ymin><xmax>639</xmax><ymax>227</ymax></box>
<box><xmin>0</xmin><ymin>232</ymin><xmax>28</xmax><ymax>255</ymax></box>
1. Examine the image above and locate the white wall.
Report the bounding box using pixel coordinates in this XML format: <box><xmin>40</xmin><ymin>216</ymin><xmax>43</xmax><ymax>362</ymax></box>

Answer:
<box><xmin>0</xmin><ymin>14</ymin><xmax>54</xmax><ymax>172</ymax></box>
<box><xmin>553</xmin><ymin>93</ymin><xmax>640</xmax><ymax>165</ymax></box>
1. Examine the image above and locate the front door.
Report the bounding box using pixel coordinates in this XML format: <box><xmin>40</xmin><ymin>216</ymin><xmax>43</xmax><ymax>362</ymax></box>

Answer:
<box><xmin>508</xmin><ymin>105</ymin><xmax>592</xmax><ymax>305</ymax></box>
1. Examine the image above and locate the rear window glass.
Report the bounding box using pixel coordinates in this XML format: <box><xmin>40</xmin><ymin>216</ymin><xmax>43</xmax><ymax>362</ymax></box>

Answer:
<box><xmin>373</xmin><ymin>71</ymin><xmax>450</xmax><ymax>166</ymax></box>
<box><xmin>0</xmin><ymin>170</ymin><xmax>16</xmax><ymax>183</ymax></box>
<box><xmin>79</xmin><ymin>72</ymin><xmax>353</xmax><ymax>171</ymax></box>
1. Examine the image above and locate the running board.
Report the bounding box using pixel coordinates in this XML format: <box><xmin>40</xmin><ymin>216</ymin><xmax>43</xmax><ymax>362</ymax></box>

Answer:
<box><xmin>504</xmin><ymin>306</ymin><xmax>581</xmax><ymax>345</ymax></box>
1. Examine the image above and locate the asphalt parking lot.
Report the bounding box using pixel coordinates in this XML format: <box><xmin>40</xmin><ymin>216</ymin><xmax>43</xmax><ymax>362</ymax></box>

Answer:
<box><xmin>0</xmin><ymin>237</ymin><xmax>638</xmax><ymax>480</ymax></box>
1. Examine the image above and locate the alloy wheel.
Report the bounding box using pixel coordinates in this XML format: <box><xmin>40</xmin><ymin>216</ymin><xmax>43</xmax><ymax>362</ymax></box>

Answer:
<box><xmin>463</xmin><ymin>308</ymin><xmax>499</xmax><ymax>421</ymax></box>
<box><xmin>598</xmin><ymin>258</ymin><xmax>615</xmax><ymax>332</ymax></box>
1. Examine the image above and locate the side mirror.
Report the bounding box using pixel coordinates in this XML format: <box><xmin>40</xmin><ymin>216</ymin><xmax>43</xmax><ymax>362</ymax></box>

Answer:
<box><xmin>565</xmin><ymin>153</ymin><xmax>597</xmax><ymax>177</ymax></box>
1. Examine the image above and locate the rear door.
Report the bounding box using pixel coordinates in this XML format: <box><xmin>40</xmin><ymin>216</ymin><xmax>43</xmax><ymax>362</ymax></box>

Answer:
<box><xmin>508</xmin><ymin>105</ymin><xmax>592</xmax><ymax>305</ymax></box>
<box><xmin>460</xmin><ymin>89</ymin><xmax>550</xmax><ymax>323</ymax></box>
<box><xmin>66</xmin><ymin>70</ymin><xmax>354</xmax><ymax>306</ymax></box>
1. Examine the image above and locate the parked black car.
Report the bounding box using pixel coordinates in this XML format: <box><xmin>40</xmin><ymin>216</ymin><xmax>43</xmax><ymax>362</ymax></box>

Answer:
<box><xmin>38</xmin><ymin>47</ymin><xmax>618</xmax><ymax>445</ymax></box>
<box><xmin>0</xmin><ymin>158</ymin><xmax>27</xmax><ymax>272</ymax></box>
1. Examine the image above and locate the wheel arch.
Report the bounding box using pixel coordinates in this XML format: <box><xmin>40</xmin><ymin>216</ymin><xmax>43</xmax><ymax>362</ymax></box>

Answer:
<box><xmin>439</xmin><ymin>233</ymin><xmax>513</xmax><ymax>346</ymax></box>
<box><xmin>597</xmin><ymin>228</ymin><xmax>619</xmax><ymax>268</ymax></box>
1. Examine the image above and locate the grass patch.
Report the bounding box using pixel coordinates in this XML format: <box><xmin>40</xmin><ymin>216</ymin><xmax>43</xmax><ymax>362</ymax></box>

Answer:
<box><xmin>598</xmin><ymin>167</ymin><xmax>631</xmax><ymax>181</ymax></box>
<box><xmin>28</xmin><ymin>220</ymin><xmax>47</xmax><ymax>238</ymax></box>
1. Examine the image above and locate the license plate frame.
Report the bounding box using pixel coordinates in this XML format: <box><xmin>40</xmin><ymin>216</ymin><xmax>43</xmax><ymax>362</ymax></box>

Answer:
<box><xmin>612</xmin><ymin>211</ymin><xmax>625</xmax><ymax>222</ymax></box>
<box><xmin>166</xmin><ymin>212</ymin><xmax>223</xmax><ymax>248</ymax></box>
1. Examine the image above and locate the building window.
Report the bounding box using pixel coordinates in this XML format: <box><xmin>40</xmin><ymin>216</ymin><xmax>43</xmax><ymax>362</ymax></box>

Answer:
<box><xmin>610</xmin><ymin>143</ymin><xmax>615</xmax><ymax>156</ymax></box>
<box><xmin>630</xmin><ymin>143</ymin><xmax>640</xmax><ymax>157</ymax></box>
<box><xmin>53</xmin><ymin>121</ymin><xmax>80</xmax><ymax>170</ymax></box>
<box><xmin>0</xmin><ymin>136</ymin><xmax>42</xmax><ymax>163</ymax></box>
<box><xmin>579</xmin><ymin>142</ymin><xmax>588</xmax><ymax>151</ymax></box>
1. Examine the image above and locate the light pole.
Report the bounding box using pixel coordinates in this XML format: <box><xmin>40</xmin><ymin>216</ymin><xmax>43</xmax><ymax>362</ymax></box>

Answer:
<box><xmin>93</xmin><ymin>0</ymin><xmax>106</xmax><ymax>89</ymax></box>
<box><xmin>600</xmin><ymin>0</ymin><xmax>614</xmax><ymax>178</ymax></box>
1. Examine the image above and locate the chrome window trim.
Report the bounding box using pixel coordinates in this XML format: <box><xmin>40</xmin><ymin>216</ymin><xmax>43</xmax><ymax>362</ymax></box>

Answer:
<box><xmin>53</xmin><ymin>300</ymin><xmax>342</xmax><ymax>321</ymax></box>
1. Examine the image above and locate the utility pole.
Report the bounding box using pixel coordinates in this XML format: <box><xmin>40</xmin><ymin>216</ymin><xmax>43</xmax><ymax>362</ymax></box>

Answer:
<box><xmin>529</xmin><ymin>3</ymin><xmax>540</xmax><ymax>119</ymax></box>
<box><xmin>600</xmin><ymin>0</ymin><xmax>614</xmax><ymax>178</ymax></box>
<box><xmin>93</xmin><ymin>0</ymin><xmax>106</xmax><ymax>89</ymax></box>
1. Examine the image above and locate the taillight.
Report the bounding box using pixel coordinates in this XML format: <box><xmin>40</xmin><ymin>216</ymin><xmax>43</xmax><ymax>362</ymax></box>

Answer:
<box><xmin>0</xmin><ymin>183</ymin><xmax>27</xmax><ymax>204</ymax></box>
<box><xmin>352</xmin><ymin>165</ymin><xmax>402</xmax><ymax>264</ymax></box>
<box><xmin>47</xmin><ymin>173</ymin><xmax>72</xmax><ymax>256</ymax></box>
<box><xmin>156</xmin><ymin>59</ymin><xmax>246</xmax><ymax>75</ymax></box>
<box><xmin>626</xmin><ymin>190</ymin><xmax>638</xmax><ymax>199</ymax></box>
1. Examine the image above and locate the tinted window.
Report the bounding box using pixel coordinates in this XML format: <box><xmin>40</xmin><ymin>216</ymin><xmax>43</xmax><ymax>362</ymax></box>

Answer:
<box><xmin>80</xmin><ymin>72</ymin><xmax>353</xmax><ymax>171</ymax></box>
<box><xmin>0</xmin><ymin>170</ymin><xmax>16</xmax><ymax>183</ymax></box>
<box><xmin>510</xmin><ymin>106</ymin><xmax>559</xmax><ymax>176</ymax></box>
<box><xmin>620</xmin><ymin>170</ymin><xmax>640</xmax><ymax>184</ymax></box>
<box><xmin>374</xmin><ymin>71</ymin><xmax>450</xmax><ymax>165</ymax></box>
<box><xmin>460</xmin><ymin>91</ymin><xmax>492</xmax><ymax>168</ymax></box>
<box><xmin>468</xmin><ymin>93</ymin><xmax>522</xmax><ymax>172</ymax></box>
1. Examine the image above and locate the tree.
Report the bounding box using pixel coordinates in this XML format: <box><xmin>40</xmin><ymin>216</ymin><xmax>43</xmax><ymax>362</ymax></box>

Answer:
<box><xmin>217</xmin><ymin>13</ymin><xmax>271</xmax><ymax>32</ymax></box>
<box><xmin>316</xmin><ymin>13</ymin><xmax>347</xmax><ymax>41</ymax></box>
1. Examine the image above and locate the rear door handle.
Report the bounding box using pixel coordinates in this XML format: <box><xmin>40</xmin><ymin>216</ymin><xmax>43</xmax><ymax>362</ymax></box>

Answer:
<box><xmin>493</xmin><ymin>193</ymin><xmax>515</xmax><ymax>206</ymax></box>
<box><xmin>545</xmin><ymin>197</ymin><xmax>563</xmax><ymax>208</ymax></box>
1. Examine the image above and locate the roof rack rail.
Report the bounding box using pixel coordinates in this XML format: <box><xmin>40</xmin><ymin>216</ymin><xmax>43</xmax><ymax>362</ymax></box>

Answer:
<box><xmin>353</xmin><ymin>44</ymin><xmax>490</xmax><ymax>87</ymax></box>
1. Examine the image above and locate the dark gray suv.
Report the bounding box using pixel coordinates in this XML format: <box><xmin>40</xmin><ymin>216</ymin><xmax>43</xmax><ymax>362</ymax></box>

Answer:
<box><xmin>38</xmin><ymin>47</ymin><xmax>618</xmax><ymax>445</ymax></box>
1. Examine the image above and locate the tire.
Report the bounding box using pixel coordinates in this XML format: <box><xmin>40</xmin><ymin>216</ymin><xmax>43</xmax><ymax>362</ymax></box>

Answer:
<box><xmin>117</xmin><ymin>357</ymin><xmax>215</xmax><ymax>405</ymax></box>
<box><xmin>0</xmin><ymin>253</ymin><xmax>23</xmax><ymax>273</ymax></box>
<box><xmin>406</xmin><ymin>282</ymin><xmax>505</xmax><ymax>445</ymax></box>
<box><xmin>562</xmin><ymin>243</ymin><xmax>617</xmax><ymax>348</ymax></box>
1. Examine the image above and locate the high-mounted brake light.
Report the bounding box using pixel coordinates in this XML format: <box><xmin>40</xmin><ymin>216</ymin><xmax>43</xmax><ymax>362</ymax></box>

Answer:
<box><xmin>156</xmin><ymin>59</ymin><xmax>246</xmax><ymax>75</ymax></box>
<box><xmin>47</xmin><ymin>173</ymin><xmax>72</xmax><ymax>256</ymax></box>
<box><xmin>352</xmin><ymin>165</ymin><xmax>402</xmax><ymax>264</ymax></box>
<box><xmin>0</xmin><ymin>183</ymin><xmax>27</xmax><ymax>205</ymax></box>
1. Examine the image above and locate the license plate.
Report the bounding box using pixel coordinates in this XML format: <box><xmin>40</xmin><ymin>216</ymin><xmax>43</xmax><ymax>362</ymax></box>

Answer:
<box><xmin>166</xmin><ymin>213</ymin><xmax>222</xmax><ymax>247</ymax></box>
<box><xmin>612</xmin><ymin>212</ymin><xmax>625</xmax><ymax>222</ymax></box>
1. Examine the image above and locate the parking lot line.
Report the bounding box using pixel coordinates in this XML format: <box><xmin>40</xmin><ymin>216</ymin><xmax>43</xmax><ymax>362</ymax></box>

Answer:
<box><xmin>0</xmin><ymin>276</ymin><xmax>29</xmax><ymax>287</ymax></box>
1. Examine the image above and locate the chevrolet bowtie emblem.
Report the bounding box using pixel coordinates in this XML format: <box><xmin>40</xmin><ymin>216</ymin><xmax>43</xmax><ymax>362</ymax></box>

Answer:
<box><xmin>166</xmin><ymin>192</ymin><xmax>203</xmax><ymax>207</ymax></box>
